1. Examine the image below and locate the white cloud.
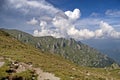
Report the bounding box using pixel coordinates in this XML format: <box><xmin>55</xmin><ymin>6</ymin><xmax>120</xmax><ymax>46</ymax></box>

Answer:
<box><xmin>40</xmin><ymin>21</ymin><xmax>47</xmax><ymax>29</ymax></box>
<box><xmin>75</xmin><ymin>18</ymin><xmax>100</xmax><ymax>29</ymax></box>
<box><xmin>68</xmin><ymin>21</ymin><xmax>120</xmax><ymax>40</ymax></box>
<box><xmin>32</xmin><ymin>7</ymin><xmax>120</xmax><ymax>40</ymax></box>
<box><xmin>6</xmin><ymin>0</ymin><xmax>120</xmax><ymax>40</ymax></box>
<box><xmin>33</xmin><ymin>19</ymin><xmax>66</xmax><ymax>38</ymax></box>
<box><xmin>65</xmin><ymin>8</ymin><xmax>81</xmax><ymax>20</ymax></box>
<box><xmin>67</xmin><ymin>28</ymin><xmax>95</xmax><ymax>40</ymax></box>
<box><xmin>99</xmin><ymin>21</ymin><xmax>114</xmax><ymax>34</ymax></box>
<box><xmin>105</xmin><ymin>10</ymin><xmax>120</xmax><ymax>17</ymax></box>
<box><xmin>8</xmin><ymin>0</ymin><xmax>60</xmax><ymax>16</ymax></box>
<box><xmin>95</xmin><ymin>29</ymin><xmax>103</xmax><ymax>38</ymax></box>
<box><xmin>96</xmin><ymin>21</ymin><xmax>120</xmax><ymax>38</ymax></box>
<box><xmin>27</xmin><ymin>18</ymin><xmax>38</xmax><ymax>25</ymax></box>
<box><xmin>33</xmin><ymin>29</ymin><xmax>39</xmax><ymax>36</ymax></box>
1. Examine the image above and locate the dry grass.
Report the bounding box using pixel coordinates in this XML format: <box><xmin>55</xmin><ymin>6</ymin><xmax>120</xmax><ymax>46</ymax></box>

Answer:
<box><xmin>0</xmin><ymin>30</ymin><xmax>120</xmax><ymax>80</ymax></box>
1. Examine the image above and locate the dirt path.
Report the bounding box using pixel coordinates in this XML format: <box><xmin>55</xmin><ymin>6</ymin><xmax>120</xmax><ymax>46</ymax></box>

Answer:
<box><xmin>0</xmin><ymin>58</ymin><xmax>60</xmax><ymax>80</ymax></box>
<box><xmin>34</xmin><ymin>68</ymin><xmax>60</xmax><ymax>80</ymax></box>
<box><xmin>15</xmin><ymin>62</ymin><xmax>60</xmax><ymax>80</ymax></box>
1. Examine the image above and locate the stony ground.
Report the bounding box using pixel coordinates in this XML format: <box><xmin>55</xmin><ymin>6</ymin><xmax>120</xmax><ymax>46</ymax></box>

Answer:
<box><xmin>0</xmin><ymin>57</ymin><xmax>60</xmax><ymax>80</ymax></box>
<box><xmin>15</xmin><ymin>62</ymin><xmax>60</xmax><ymax>80</ymax></box>
<box><xmin>0</xmin><ymin>62</ymin><xmax>4</xmax><ymax>67</ymax></box>
<box><xmin>34</xmin><ymin>68</ymin><xmax>60</xmax><ymax>80</ymax></box>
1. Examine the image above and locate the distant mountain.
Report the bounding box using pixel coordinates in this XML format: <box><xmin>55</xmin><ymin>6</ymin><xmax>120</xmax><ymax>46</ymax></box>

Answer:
<box><xmin>2</xmin><ymin>28</ymin><xmax>116</xmax><ymax>68</ymax></box>
<box><xmin>82</xmin><ymin>39</ymin><xmax>120</xmax><ymax>64</ymax></box>
<box><xmin>1</xmin><ymin>29</ymin><xmax>120</xmax><ymax>80</ymax></box>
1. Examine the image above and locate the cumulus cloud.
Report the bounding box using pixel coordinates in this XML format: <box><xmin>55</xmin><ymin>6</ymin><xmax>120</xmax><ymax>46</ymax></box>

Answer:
<box><xmin>68</xmin><ymin>21</ymin><xmax>120</xmax><ymax>40</ymax></box>
<box><xmin>99</xmin><ymin>21</ymin><xmax>120</xmax><ymax>38</ymax></box>
<box><xmin>33</xmin><ymin>20</ymin><xmax>66</xmax><ymax>38</ymax></box>
<box><xmin>65</xmin><ymin>8</ymin><xmax>81</xmax><ymax>20</ymax></box>
<box><xmin>33</xmin><ymin>29</ymin><xmax>39</xmax><ymax>36</ymax></box>
<box><xmin>40</xmin><ymin>21</ymin><xmax>47</xmax><ymax>28</ymax></box>
<box><xmin>33</xmin><ymin>21</ymin><xmax>51</xmax><ymax>37</ymax></box>
<box><xmin>67</xmin><ymin>28</ymin><xmax>95</xmax><ymax>40</ymax></box>
<box><xmin>32</xmin><ymin>7</ymin><xmax>120</xmax><ymax>40</ymax></box>
<box><xmin>34</xmin><ymin>19</ymin><xmax>120</xmax><ymax>40</ymax></box>
<box><xmin>6</xmin><ymin>0</ymin><xmax>120</xmax><ymax>40</ymax></box>
<box><xmin>27</xmin><ymin>18</ymin><xmax>38</xmax><ymax>25</ymax></box>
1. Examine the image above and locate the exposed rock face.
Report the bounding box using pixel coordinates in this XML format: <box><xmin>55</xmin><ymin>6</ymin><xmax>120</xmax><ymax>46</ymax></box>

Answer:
<box><xmin>2</xmin><ymin>29</ymin><xmax>116</xmax><ymax>67</ymax></box>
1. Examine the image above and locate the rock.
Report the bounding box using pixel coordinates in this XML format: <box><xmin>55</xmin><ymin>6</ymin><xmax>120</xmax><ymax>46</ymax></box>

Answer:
<box><xmin>0</xmin><ymin>62</ymin><xmax>4</xmax><ymax>67</ymax></box>
<box><xmin>72</xmin><ymin>68</ymin><xmax>76</xmax><ymax>71</ymax></box>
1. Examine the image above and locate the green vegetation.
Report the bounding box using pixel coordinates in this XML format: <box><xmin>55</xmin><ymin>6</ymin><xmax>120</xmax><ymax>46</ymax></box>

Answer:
<box><xmin>0</xmin><ymin>60</ymin><xmax>36</xmax><ymax>79</ymax></box>
<box><xmin>0</xmin><ymin>29</ymin><xmax>120</xmax><ymax>80</ymax></box>
<box><xmin>2</xmin><ymin>29</ymin><xmax>116</xmax><ymax>67</ymax></box>
<box><xmin>0</xmin><ymin>63</ymin><xmax>9</xmax><ymax>78</ymax></box>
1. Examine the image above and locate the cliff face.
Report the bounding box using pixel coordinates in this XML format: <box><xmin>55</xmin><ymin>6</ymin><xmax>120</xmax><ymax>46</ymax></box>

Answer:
<box><xmin>35</xmin><ymin>36</ymin><xmax>115</xmax><ymax>67</ymax></box>
<box><xmin>1</xmin><ymin>29</ymin><xmax>120</xmax><ymax>80</ymax></box>
<box><xmin>2</xmin><ymin>29</ymin><xmax>116</xmax><ymax>67</ymax></box>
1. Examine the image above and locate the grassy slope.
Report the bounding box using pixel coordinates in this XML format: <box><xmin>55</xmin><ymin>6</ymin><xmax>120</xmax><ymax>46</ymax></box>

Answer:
<box><xmin>2</xmin><ymin>29</ymin><xmax>115</xmax><ymax>68</ymax></box>
<box><xmin>0</xmin><ymin>30</ymin><xmax>120</xmax><ymax>80</ymax></box>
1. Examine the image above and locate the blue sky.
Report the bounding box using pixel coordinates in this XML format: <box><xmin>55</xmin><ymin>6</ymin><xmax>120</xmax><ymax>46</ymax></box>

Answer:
<box><xmin>0</xmin><ymin>0</ymin><xmax>120</xmax><ymax>40</ymax></box>
<box><xmin>47</xmin><ymin>0</ymin><xmax>120</xmax><ymax>18</ymax></box>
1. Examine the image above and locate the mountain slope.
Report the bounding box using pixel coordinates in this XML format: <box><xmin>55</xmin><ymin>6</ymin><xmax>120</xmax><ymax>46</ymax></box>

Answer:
<box><xmin>82</xmin><ymin>39</ymin><xmax>120</xmax><ymax>64</ymax></box>
<box><xmin>0</xmin><ymin>29</ymin><xmax>120</xmax><ymax>80</ymax></box>
<box><xmin>2</xmin><ymin>29</ymin><xmax>116</xmax><ymax>67</ymax></box>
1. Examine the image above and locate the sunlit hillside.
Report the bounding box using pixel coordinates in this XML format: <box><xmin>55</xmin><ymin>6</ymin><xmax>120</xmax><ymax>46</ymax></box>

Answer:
<box><xmin>0</xmin><ymin>29</ymin><xmax>120</xmax><ymax>80</ymax></box>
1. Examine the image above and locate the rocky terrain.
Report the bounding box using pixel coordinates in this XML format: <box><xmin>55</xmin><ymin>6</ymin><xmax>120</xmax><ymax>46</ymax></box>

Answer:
<box><xmin>0</xmin><ymin>29</ymin><xmax>120</xmax><ymax>80</ymax></box>
<box><xmin>2</xmin><ymin>28</ymin><xmax>116</xmax><ymax>67</ymax></box>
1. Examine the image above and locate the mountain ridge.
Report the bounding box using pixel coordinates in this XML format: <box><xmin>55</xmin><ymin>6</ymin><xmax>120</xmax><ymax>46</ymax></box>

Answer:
<box><xmin>0</xmin><ymin>29</ymin><xmax>120</xmax><ymax>80</ymax></box>
<box><xmin>1</xmin><ymin>28</ymin><xmax>117</xmax><ymax>68</ymax></box>
<box><xmin>82</xmin><ymin>39</ymin><xmax>120</xmax><ymax>64</ymax></box>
